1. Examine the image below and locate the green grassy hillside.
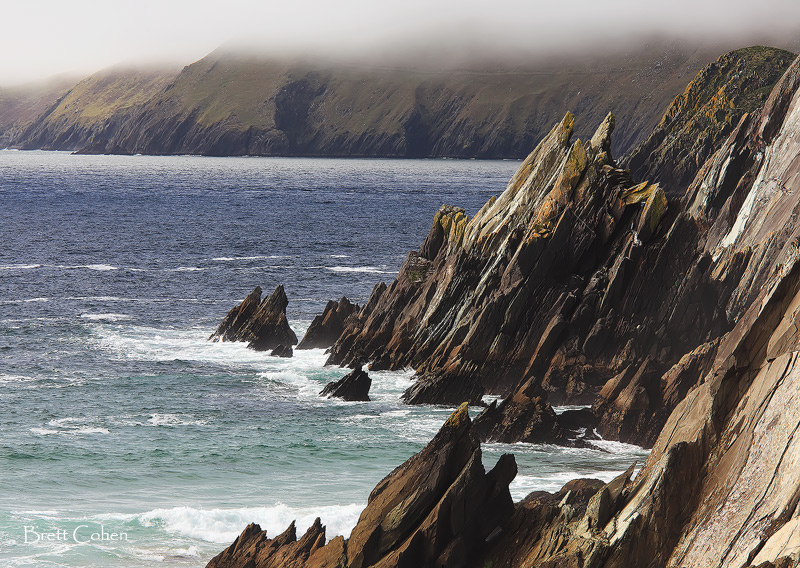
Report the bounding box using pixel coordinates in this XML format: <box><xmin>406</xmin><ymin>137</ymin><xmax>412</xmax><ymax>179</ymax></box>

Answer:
<box><xmin>4</xmin><ymin>44</ymin><xmax>793</xmax><ymax>159</ymax></box>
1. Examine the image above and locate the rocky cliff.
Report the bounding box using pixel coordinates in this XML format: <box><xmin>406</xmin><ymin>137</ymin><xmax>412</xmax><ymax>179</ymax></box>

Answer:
<box><xmin>0</xmin><ymin>44</ymin><xmax>764</xmax><ymax>159</ymax></box>
<box><xmin>623</xmin><ymin>46</ymin><xmax>795</xmax><ymax>197</ymax></box>
<box><xmin>207</xmin><ymin>55</ymin><xmax>800</xmax><ymax>567</ymax></box>
<box><xmin>325</xmin><ymin>48</ymin><xmax>800</xmax><ymax>449</ymax></box>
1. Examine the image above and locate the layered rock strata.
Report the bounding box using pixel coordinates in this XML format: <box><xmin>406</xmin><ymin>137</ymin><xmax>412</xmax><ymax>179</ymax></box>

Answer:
<box><xmin>327</xmin><ymin>52</ymin><xmax>800</xmax><ymax>447</ymax></box>
<box><xmin>298</xmin><ymin>297</ymin><xmax>359</xmax><ymax>350</ymax></box>
<box><xmin>206</xmin><ymin>403</ymin><xmax>517</xmax><ymax>568</ymax></box>
<box><xmin>209</xmin><ymin>56</ymin><xmax>800</xmax><ymax>564</ymax></box>
<box><xmin>320</xmin><ymin>366</ymin><xmax>372</xmax><ymax>402</ymax></box>
<box><xmin>210</xmin><ymin>286</ymin><xmax>298</xmax><ymax>351</ymax></box>
<box><xmin>624</xmin><ymin>46</ymin><xmax>795</xmax><ymax>197</ymax></box>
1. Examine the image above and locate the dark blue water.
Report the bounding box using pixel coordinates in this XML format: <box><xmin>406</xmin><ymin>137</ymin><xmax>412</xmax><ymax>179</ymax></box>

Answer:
<box><xmin>0</xmin><ymin>151</ymin><xmax>647</xmax><ymax>567</ymax></box>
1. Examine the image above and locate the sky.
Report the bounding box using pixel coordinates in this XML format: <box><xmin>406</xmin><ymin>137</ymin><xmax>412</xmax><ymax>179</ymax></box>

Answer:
<box><xmin>2</xmin><ymin>0</ymin><xmax>800</xmax><ymax>86</ymax></box>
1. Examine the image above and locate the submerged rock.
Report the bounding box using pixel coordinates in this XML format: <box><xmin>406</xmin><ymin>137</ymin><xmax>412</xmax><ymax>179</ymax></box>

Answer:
<box><xmin>297</xmin><ymin>297</ymin><xmax>358</xmax><ymax>350</ymax></box>
<box><xmin>209</xmin><ymin>286</ymin><xmax>298</xmax><ymax>352</ymax></box>
<box><xmin>319</xmin><ymin>366</ymin><xmax>371</xmax><ymax>401</ymax></box>
<box><xmin>270</xmin><ymin>344</ymin><xmax>293</xmax><ymax>358</ymax></box>
<box><xmin>206</xmin><ymin>403</ymin><xmax>517</xmax><ymax>568</ymax></box>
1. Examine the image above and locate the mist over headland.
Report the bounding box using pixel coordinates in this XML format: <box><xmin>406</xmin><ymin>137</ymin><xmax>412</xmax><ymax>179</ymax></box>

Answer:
<box><xmin>3</xmin><ymin>0</ymin><xmax>800</xmax><ymax>86</ymax></box>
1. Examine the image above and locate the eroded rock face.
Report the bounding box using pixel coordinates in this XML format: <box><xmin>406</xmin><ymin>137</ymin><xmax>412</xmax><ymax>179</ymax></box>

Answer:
<box><xmin>624</xmin><ymin>46</ymin><xmax>795</xmax><ymax>197</ymax></box>
<box><xmin>209</xmin><ymin>53</ymin><xmax>800</xmax><ymax>568</ymax></box>
<box><xmin>470</xmin><ymin>51</ymin><xmax>800</xmax><ymax>568</ymax></box>
<box><xmin>319</xmin><ymin>366</ymin><xmax>371</xmax><ymax>401</ymax></box>
<box><xmin>297</xmin><ymin>297</ymin><xmax>359</xmax><ymax>350</ymax></box>
<box><xmin>210</xmin><ymin>286</ymin><xmax>298</xmax><ymax>352</ymax></box>
<box><xmin>206</xmin><ymin>403</ymin><xmax>517</xmax><ymax>568</ymax></box>
<box><xmin>322</xmin><ymin>49</ymin><xmax>800</xmax><ymax>448</ymax></box>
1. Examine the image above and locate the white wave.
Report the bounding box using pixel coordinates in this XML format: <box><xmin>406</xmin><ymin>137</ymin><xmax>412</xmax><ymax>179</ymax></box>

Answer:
<box><xmin>57</xmin><ymin>264</ymin><xmax>120</xmax><ymax>271</ymax></box>
<box><xmin>66</xmin><ymin>295</ymin><xmax>125</xmax><ymax>301</ymax></box>
<box><xmin>325</xmin><ymin>266</ymin><xmax>394</xmax><ymax>274</ymax></box>
<box><xmin>509</xmin><ymin>472</ymin><xmax>587</xmax><ymax>498</ymax></box>
<box><xmin>101</xmin><ymin>503</ymin><xmax>363</xmax><ymax>543</ymax></box>
<box><xmin>589</xmin><ymin>439</ymin><xmax>649</xmax><ymax>454</ymax></box>
<box><xmin>38</xmin><ymin>417</ymin><xmax>110</xmax><ymax>435</ymax></box>
<box><xmin>168</xmin><ymin>267</ymin><xmax>207</xmax><ymax>272</ymax></box>
<box><xmin>80</xmin><ymin>313</ymin><xmax>131</xmax><ymax>321</ymax></box>
<box><xmin>258</xmin><ymin>370</ymin><xmax>322</xmax><ymax>399</ymax></box>
<box><xmin>74</xmin><ymin>427</ymin><xmax>110</xmax><ymax>435</ymax></box>
<box><xmin>29</xmin><ymin>427</ymin><xmax>61</xmax><ymax>435</ymax></box>
<box><xmin>211</xmin><ymin>255</ymin><xmax>289</xmax><ymax>262</ymax></box>
<box><xmin>552</xmin><ymin>404</ymin><xmax>591</xmax><ymax>415</ymax></box>
<box><xmin>148</xmin><ymin>413</ymin><xmax>208</xmax><ymax>427</ymax></box>
<box><xmin>23</xmin><ymin>297</ymin><xmax>50</xmax><ymax>303</ymax></box>
<box><xmin>0</xmin><ymin>374</ymin><xmax>35</xmax><ymax>384</ymax></box>
<box><xmin>0</xmin><ymin>264</ymin><xmax>41</xmax><ymax>270</ymax></box>
<box><xmin>328</xmin><ymin>254</ymin><xmax>350</xmax><ymax>258</ymax></box>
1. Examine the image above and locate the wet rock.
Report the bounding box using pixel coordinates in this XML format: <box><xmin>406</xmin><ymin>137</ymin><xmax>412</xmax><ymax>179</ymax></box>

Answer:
<box><xmin>473</xmin><ymin>392</ymin><xmax>573</xmax><ymax>445</ymax></box>
<box><xmin>270</xmin><ymin>344</ymin><xmax>293</xmax><ymax>358</ymax></box>
<box><xmin>297</xmin><ymin>297</ymin><xmax>359</xmax><ymax>350</ymax></box>
<box><xmin>319</xmin><ymin>366</ymin><xmax>371</xmax><ymax>401</ymax></box>
<box><xmin>400</xmin><ymin>371</ymin><xmax>484</xmax><ymax>406</ymax></box>
<box><xmin>209</xmin><ymin>285</ymin><xmax>298</xmax><ymax>352</ymax></box>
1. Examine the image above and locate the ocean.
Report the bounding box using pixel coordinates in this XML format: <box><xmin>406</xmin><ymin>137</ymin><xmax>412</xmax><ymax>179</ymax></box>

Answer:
<box><xmin>0</xmin><ymin>150</ymin><xmax>648</xmax><ymax>567</ymax></box>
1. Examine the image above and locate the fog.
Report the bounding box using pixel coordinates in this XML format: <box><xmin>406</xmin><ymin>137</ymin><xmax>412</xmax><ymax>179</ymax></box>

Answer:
<box><xmin>2</xmin><ymin>0</ymin><xmax>800</xmax><ymax>86</ymax></box>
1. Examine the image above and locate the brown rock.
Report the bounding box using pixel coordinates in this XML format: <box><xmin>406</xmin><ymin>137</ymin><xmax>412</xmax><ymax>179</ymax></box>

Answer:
<box><xmin>297</xmin><ymin>297</ymin><xmax>359</xmax><ymax>350</ymax></box>
<box><xmin>320</xmin><ymin>366</ymin><xmax>371</xmax><ymax>402</ymax></box>
<box><xmin>210</xmin><ymin>286</ymin><xmax>298</xmax><ymax>352</ymax></box>
<box><xmin>206</xmin><ymin>403</ymin><xmax>517</xmax><ymax>568</ymax></box>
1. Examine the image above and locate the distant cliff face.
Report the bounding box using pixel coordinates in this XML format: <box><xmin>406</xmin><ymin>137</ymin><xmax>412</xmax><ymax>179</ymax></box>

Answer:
<box><xmin>0</xmin><ymin>44</ymin><xmax>763</xmax><ymax>159</ymax></box>
<box><xmin>623</xmin><ymin>46</ymin><xmax>795</xmax><ymax>197</ymax></box>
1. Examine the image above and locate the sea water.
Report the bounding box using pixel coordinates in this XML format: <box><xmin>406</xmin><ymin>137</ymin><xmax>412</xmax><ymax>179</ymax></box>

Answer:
<box><xmin>0</xmin><ymin>151</ymin><xmax>648</xmax><ymax>566</ymax></box>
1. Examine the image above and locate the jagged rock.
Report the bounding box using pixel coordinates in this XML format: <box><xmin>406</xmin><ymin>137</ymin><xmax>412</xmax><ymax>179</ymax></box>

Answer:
<box><xmin>324</xmin><ymin>49</ymin><xmax>800</xmax><ymax>449</ymax></box>
<box><xmin>270</xmin><ymin>344</ymin><xmax>293</xmax><ymax>358</ymax></box>
<box><xmin>400</xmin><ymin>371</ymin><xmax>484</xmax><ymax>406</ymax></box>
<box><xmin>624</xmin><ymin>46</ymin><xmax>796</xmax><ymax>197</ymax></box>
<box><xmin>319</xmin><ymin>366</ymin><xmax>371</xmax><ymax>401</ymax></box>
<box><xmin>467</xmin><ymin>51</ymin><xmax>800</xmax><ymax>568</ymax></box>
<box><xmin>473</xmin><ymin>391</ymin><xmax>577</xmax><ymax>446</ymax></box>
<box><xmin>206</xmin><ymin>519</ymin><xmax>331</xmax><ymax>568</ymax></box>
<box><xmin>207</xmin><ymin>403</ymin><xmax>517</xmax><ymax>568</ymax></box>
<box><xmin>297</xmin><ymin>297</ymin><xmax>359</xmax><ymax>350</ymax></box>
<box><xmin>209</xmin><ymin>286</ymin><xmax>298</xmax><ymax>352</ymax></box>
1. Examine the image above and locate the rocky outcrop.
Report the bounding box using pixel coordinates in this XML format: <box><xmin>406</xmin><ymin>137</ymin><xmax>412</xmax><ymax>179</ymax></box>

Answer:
<box><xmin>270</xmin><ymin>344</ymin><xmax>293</xmax><ymax>358</ymax></box>
<box><xmin>210</xmin><ymin>286</ymin><xmax>298</xmax><ymax>351</ymax></box>
<box><xmin>327</xmin><ymin>109</ymin><xmax>698</xmax><ymax>445</ymax></box>
<box><xmin>473</xmin><ymin>50</ymin><xmax>800</xmax><ymax>568</ymax></box>
<box><xmin>208</xmin><ymin>53</ymin><xmax>800</xmax><ymax>568</ymax></box>
<box><xmin>320</xmin><ymin>366</ymin><xmax>371</xmax><ymax>401</ymax></box>
<box><xmin>624</xmin><ymin>46</ymin><xmax>795</xmax><ymax>197</ymax></box>
<box><xmin>297</xmin><ymin>297</ymin><xmax>359</xmax><ymax>350</ymax></box>
<box><xmin>473</xmin><ymin>386</ymin><xmax>598</xmax><ymax>447</ymax></box>
<box><xmin>206</xmin><ymin>403</ymin><xmax>517</xmax><ymax>568</ymax></box>
<box><xmin>324</xmin><ymin>48</ymin><xmax>800</xmax><ymax>448</ymax></box>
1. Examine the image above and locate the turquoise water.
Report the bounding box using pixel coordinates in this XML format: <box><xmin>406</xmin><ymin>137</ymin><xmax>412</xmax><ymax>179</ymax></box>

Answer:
<box><xmin>0</xmin><ymin>151</ymin><xmax>648</xmax><ymax>566</ymax></box>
